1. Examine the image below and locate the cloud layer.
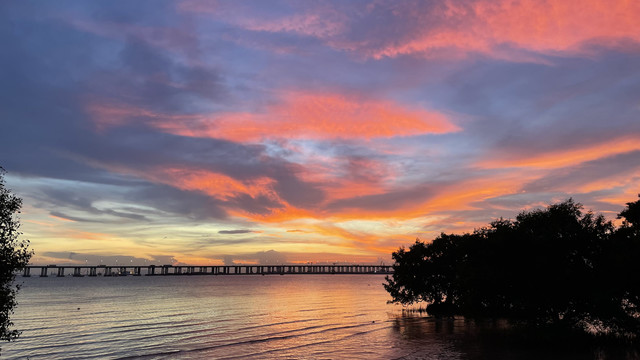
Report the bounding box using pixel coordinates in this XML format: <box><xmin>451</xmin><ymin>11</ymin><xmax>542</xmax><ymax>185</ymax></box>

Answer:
<box><xmin>1</xmin><ymin>0</ymin><xmax>639</xmax><ymax>264</ymax></box>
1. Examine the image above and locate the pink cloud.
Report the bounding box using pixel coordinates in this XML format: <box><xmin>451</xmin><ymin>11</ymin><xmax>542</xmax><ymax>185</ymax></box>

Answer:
<box><xmin>160</xmin><ymin>92</ymin><xmax>458</xmax><ymax>141</ymax></box>
<box><xmin>187</xmin><ymin>0</ymin><xmax>640</xmax><ymax>60</ymax></box>
<box><xmin>88</xmin><ymin>92</ymin><xmax>458</xmax><ymax>141</ymax></box>
<box><xmin>372</xmin><ymin>0</ymin><xmax>640</xmax><ymax>59</ymax></box>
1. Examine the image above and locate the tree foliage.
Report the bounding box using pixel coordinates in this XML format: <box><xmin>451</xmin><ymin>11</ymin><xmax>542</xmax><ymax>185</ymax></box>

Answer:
<box><xmin>0</xmin><ymin>168</ymin><xmax>32</xmax><ymax>345</ymax></box>
<box><xmin>385</xmin><ymin>198</ymin><xmax>640</xmax><ymax>336</ymax></box>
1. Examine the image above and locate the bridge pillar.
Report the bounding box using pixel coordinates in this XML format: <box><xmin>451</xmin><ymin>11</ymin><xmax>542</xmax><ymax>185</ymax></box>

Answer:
<box><xmin>40</xmin><ymin>267</ymin><xmax>48</xmax><ymax>277</ymax></box>
<box><xmin>73</xmin><ymin>267</ymin><xmax>83</xmax><ymax>277</ymax></box>
<box><xmin>23</xmin><ymin>267</ymin><xmax>31</xmax><ymax>277</ymax></box>
<box><xmin>89</xmin><ymin>267</ymin><xmax>97</xmax><ymax>276</ymax></box>
<box><xmin>57</xmin><ymin>267</ymin><xmax>65</xmax><ymax>277</ymax></box>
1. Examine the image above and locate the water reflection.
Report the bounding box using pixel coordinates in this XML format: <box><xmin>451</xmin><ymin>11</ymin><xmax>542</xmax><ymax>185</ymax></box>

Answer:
<box><xmin>3</xmin><ymin>276</ymin><xmax>640</xmax><ymax>359</ymax></box>
<box><xmin>388</xmin><ymin>313</ymin><xmax>640</xmax><ymax>360</ymax></box>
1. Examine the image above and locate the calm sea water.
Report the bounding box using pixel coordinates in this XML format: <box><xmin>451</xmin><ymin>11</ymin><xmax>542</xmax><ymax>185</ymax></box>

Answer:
<box><xmin>2</xmin><ymin>275</ymin><xmax>638</xmax><ymax>359</ymax></box>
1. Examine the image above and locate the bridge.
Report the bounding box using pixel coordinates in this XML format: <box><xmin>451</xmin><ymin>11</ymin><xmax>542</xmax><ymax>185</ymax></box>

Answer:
<box><xmin>20</xmin><ymin>264</ymin><xmax>393</xmax><ymax>277</ymax></box>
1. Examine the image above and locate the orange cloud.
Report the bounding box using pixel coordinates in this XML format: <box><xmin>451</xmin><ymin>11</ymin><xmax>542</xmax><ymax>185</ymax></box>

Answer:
<box><xmin>588</xmin><ymin>174</ymin><xmax>640</xmax><ymax>206</ymax></box>
<box><xmin>87</xmin><ymin>93</ymin><xmax>457</xmax><ymax>141</ymax></box>
<box><xmin>474</xmin><ymin>0</ymin><xmax>640</xmax><ymax>53</ymax></box>
<box><xmin>309</xmin><ymin>222</ymin><xmax>415</xmax><ymax>255</ymax></box>
<box><xmin>292</xmin><ymin>155</ymin><xmax>397</xmax><ymax>201</ymax></box>
<box><xmin>424</xmin><ymin>175</ymin><xmax>533</xmax><ymax>213</ymax></box>
<box><xmin>157</xmin><ymin>92</ymin><xmax>458</xmax><ymax>141</ymax></box>
<box><xmin>197</xmin><ymin>0</ymin><xmax>640</xmax><ymax>60</ymax></box>
<box><xmin>156</xmin><ymin>168</ymin><xmax>276</xmax><ymax>199</ymax></box>
<box><xmin>479</xmin><ymin>136</ymin><xmax>640</xmax><ymax>169</ymax></box>
<box><xmin>373</xmin><ymin>0</ymin><xmax>640</xmax><ymax>59</ymax></box>
<box><xmin>49</xmin><ymin>214</ymin><xmax>77</xmax><ymax>223</ymax></box>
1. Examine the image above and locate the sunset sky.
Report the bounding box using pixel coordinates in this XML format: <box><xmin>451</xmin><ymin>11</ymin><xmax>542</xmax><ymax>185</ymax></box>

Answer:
<box><xmin>2</xmin><ymin>0</ymin><xmax>639</xmax><ymax>265</ymax></box>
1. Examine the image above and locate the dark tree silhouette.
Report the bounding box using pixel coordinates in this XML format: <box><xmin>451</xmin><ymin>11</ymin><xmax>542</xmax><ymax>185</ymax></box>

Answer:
<box><xmin>619</xmin><ymin>195</ymin><xmax>640</xmax><ymax>232</ymax></box>
<box><xmin>605</xmin><ymin>194</ymin><xmax>640</xmax><ymax>336</ymax></box>
<box><xmin>0</xmin><ymin>168</ymin><xmax>32</xmax><ymax>348</ymax></box>
<box><xmin>385</xmin><ymin>198</ymin><xmax>640</xmax><ymax>337</ymax></box>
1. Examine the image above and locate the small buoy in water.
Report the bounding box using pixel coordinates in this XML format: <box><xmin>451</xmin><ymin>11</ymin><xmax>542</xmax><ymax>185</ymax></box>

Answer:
<box><xmin>372</xmin><ymin>321</ymin><xmax>375</xmax><ymax>323</ymax></box>
<box><xmin>77</xmin><ymin>308</ymin><xmax>80</xmax><ymax>310</ymax></box>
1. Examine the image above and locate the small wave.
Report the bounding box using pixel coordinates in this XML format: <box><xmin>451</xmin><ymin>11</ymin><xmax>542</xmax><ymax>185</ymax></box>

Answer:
<box><xmin>112</xmin><ymin>320</ymin><xmax>388</xmax><ymax>359</ymax></box>
<box><xmin>211</xmin><ymin>323</ymin><xmax>393</xmax><ymax>359</ymax></box>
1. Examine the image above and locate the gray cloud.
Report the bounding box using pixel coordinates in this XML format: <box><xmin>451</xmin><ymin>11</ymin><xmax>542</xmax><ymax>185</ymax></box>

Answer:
<box><xmin>40</xmin><ymin>252</ymin><xmax>177</xmax><ymax>266</ymax></box>
<box><xmin>218</xmin><ymin>229</ymin><xmax>253</xmax><ymax>234</ymax></box>
<box><xmin>254</xmin><ymin>250</ymin><xmax>286</xmax><ymax>265</ymax></box>
<box><xmin>222</xmin><ymin>255</ymin><xmax>235</xmax><ymax>266</ymax></box>
<box><xmin>131</xmin><ymin>184</ymin><xmax>228</xmax><ymax>220</ymax></box>
<box><xmin>439</xmin><ymin>52</ymin><xmax>640</xmax><ymax>157</ymax></box>
<box><xmin>218</xmin><ymin>250</ymin><xmax>287</xmax><ymax>265</ymax></box>
<box><xmin>226</xmin><ymin>193</ymin><xmax>284</xmax><ymax>215</ymax></box>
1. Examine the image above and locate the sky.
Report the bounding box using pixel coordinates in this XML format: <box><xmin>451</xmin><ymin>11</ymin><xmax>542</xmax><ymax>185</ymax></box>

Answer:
<box><xmin>1</xmin><ymin>0</ymin><xmax>639</xmax><ymax>266</ymax></box>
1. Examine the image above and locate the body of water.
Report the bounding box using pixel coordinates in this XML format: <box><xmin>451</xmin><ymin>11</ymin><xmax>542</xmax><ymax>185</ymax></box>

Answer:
<box><xmin>2</xmin><ymin>275</ymin><xmax>637</xmax><ymax>359</ymax></box>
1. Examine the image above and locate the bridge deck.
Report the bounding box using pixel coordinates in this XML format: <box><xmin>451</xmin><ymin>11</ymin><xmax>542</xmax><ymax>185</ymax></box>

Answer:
<box><xmin>21</xmin><ymin>265</ymin><xmax>393</xmax><ymax>277</ymax></box>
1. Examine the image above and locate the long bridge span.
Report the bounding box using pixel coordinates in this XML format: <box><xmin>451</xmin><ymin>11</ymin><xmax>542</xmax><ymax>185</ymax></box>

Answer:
<box><xmin>21</xmin><ymin>264</ymin><xmax>393</xmax><ymax>277</ymax></box>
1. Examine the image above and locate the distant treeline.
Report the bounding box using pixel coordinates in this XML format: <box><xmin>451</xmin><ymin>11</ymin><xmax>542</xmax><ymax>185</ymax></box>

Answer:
<box><xmin>385</xmin><ymin>196</ymin><xmax>640</xmax><ymax>338</ymax></box>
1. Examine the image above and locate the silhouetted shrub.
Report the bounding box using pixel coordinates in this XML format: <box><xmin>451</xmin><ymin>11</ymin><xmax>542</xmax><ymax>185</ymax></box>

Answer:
<box><xmin>0</xmin><ymin>168</ymin><xmax>32</xmax><ymax>350</ymax></box>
